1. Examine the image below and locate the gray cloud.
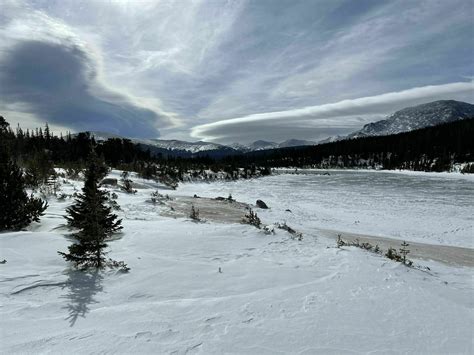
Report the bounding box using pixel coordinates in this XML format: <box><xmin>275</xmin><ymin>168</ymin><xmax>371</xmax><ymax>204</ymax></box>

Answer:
<box><xmin>0</xmin><ymin>39</ymin><xmax>166</xmax><ymax>137</ymax></box>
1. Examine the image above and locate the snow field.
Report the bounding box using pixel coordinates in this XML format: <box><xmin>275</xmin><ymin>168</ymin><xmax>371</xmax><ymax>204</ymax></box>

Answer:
<box><xmin>0</xmin><ymin>170</ymin><xmax>473</xmax><ymax>354</ymax></box>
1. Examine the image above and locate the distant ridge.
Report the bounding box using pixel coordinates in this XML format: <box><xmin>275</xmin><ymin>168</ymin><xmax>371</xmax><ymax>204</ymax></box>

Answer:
<box><xmin>230</xmin><ymin>139</ymin><xmax>316</xmax><ymax>152</ymax></box>
<box><xmin>320</xmin><ymin>100</ymin><xmax>474</xmax><ymax>143</ymax></box>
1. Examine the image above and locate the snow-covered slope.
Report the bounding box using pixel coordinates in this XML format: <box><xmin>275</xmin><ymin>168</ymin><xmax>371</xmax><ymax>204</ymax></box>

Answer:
<box><xmin>231</xmin><ymin>139</ymin><xmax>316</xmax><ymax>152</ymax></box>
<box><xmin>278</xmin><ymin>139</ymin><xmax>316</xmax><ymax>148</ymax></box>
<box><xmin>136</xmin><ymin>139</ymin><xmax>230</xmax><ymax>154</ymax></box>
<box><xmin>317</xmin><ymin>135</ymin><xmax>345</xmax><ymax>144</ymax></box>
<box><xmin>348</xmin><ymin>100</ymin><xmax>474</xmax><ymax>139</ymax></box>
<box><xmin>76</xmin><ymin>131</ymin><xmax>125</xmax><ymax>141</ymax></box>
<box><xmin>228</xmin><ymin>142</ymin><xmax>249</xmax><ymax>151</ymax></box>
<box><xmin>246</xmin><ymin>140</ymin><xmax>279</xmax><ymax>151</ymax></box>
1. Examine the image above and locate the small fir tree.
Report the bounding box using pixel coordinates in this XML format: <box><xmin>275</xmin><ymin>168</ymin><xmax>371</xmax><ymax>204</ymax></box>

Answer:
<box><xmin>243</xmin><ymin>208</ymin><xmax>261</xmax><ymax>228</ymax></box>
<box><xmin>190</xmin><ymin>205</ymin><xmax>200</xmax><ymax>221</ymax></box>
<box><xmin>150</xmin><ymin>190</ymin><xmax>161</xmax><ymax>204</ymax></box>
<box><xmin>0</xmin><ymin>142</ymin><xmax>48</xmax><ymax>231</ymax></box>
<box><xmin>59</xmin><ymin>151</ymin><xmax>124</xmax><ymax>269</ymax></box>
<box><xmin>385</xmin><ymin>247</ymin><xmax>402</xmax><ymax>262</ymax></box>
<box><xmin>399</xmin><ymin>241</ymin><xmax>410</xmax><ymax>264</ymax></box>
<box><xmin>120</xmin><ymin>171</ymin><xmax>136</xmax><ymax>194</ymax></box>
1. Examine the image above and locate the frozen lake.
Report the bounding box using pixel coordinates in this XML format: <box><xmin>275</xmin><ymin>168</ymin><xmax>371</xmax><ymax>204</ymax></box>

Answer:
<box><xmin>175</xmin><ymin>170</ymin><xmax>474</xmax><ymax>248</ymax></box>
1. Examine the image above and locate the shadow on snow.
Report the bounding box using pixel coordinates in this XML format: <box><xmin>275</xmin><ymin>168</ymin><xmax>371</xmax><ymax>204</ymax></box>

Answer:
<box><xmin>61</xmin><ymin>269</ymin><xmax>104</xmax><ymax>327</ymax></box>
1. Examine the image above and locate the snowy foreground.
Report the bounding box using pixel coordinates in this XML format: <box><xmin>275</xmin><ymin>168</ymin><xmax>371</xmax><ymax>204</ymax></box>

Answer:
<box><xmin>1</xmin><ymin>170</ymin><xmax>473</xmax><ymax>354</ymax></box>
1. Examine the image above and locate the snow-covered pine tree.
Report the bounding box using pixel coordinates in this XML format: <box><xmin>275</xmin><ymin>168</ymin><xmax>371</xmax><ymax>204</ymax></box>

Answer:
<box><xmin>59</xmin><ymin>150</ymin><xmax>124</xmax><ymax>269</ymax></box>
<box><xmin>0</xmin><ymin>127</ymin><xmax>48</xmax><ymax>231</ymax></box>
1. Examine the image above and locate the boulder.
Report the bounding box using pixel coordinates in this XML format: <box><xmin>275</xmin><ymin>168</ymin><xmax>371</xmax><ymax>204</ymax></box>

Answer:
<box><xmin>256</xmin><ymin>199</ymin><xmax>269</xmax><ymax>209</ymax></box>
<box><xmin>101</xmin><ymin>178</ymin><xmax>118</xmax><ymax>186</ymax></box>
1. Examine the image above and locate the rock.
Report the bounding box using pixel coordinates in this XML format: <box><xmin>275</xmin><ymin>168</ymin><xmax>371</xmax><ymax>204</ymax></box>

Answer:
<box><xmin>256</xmin><ymin>199</ymin><xmax>269</xmax><ymax>209</ymax></box>
<box><xmin>263</xmin><ymin>225</ymin><xmax>275</xmax><ymax>235</ymax></box>
<box><xmin>101</xmin><ymin>178</ymin><xmax>118</xmax><ymax>186</ymax></box>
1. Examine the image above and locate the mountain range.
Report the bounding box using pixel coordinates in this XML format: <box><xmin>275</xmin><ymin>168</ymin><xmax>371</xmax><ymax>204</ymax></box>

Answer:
<box><xmin>85</xmin><ymin>100</ymin><xmax>473</xmax><ymax>157</ymax></box>
<box><xmin>86</xmin><ymin>133</ymin><xmax>317</xmax><ymax>157</ymax></box>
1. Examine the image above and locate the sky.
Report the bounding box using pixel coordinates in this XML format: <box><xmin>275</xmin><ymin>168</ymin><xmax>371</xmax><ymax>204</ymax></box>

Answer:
<box><xmin>0</xmin><ymin>0</ymin><xmax>473</xmax><ymax>144</ymax></box>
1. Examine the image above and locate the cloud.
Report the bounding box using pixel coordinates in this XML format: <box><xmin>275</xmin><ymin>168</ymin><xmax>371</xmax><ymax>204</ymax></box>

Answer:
<box><xmin>191</xmin><ymin>82</ymin><xmax>474</xmax><ymax>143</ymax></box>
<box><xmin>0</xmin><ymin>4</ymin><xmax>177</xmax><ymax>137</ymax></box>
<box><xmin>0</xmin><ymin>39</ymin><xmax>166</xmax><ymax>137</ymax></box>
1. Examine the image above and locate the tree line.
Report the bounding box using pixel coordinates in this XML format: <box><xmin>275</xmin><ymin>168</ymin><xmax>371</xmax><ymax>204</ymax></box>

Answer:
<box><xmin>0</xmin><ymin>116</ymin><xmax>270</xmax><ymax>185</ymax></box>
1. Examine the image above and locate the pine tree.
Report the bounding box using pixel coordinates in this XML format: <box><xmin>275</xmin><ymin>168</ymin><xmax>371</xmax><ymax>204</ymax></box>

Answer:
<box><xmin>0</xmin><ymin>144</ymin><xmax>48</xmax><ymax>231</ymax></box>
<box><xmin>24</xmin><ymin>150</ymin><xmax>55</xmax><ymax>188</ymax></box>
<box><xmin>0</xmin><ymin>116</ymin><xmax>8</xmax><ymax>131</ymax></box>
<box><xmin>59</xmin><ymin>150</ymin><xmax>124</xmax><ymax>269</ymax></box>
<box><xmin>44</xmin><ymin>123</ymin><xmax>51</xmax><ymax>141</ymax></box>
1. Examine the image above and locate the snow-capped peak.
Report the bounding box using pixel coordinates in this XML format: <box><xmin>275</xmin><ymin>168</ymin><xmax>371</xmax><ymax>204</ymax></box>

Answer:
<box><xmin>348</xmin><ymin>100</ymin><xmax>474</xmax><ymax>139</ymax></box>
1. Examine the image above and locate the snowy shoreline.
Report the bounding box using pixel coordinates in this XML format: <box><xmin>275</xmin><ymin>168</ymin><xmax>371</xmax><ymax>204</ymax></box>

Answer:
<box><xmin>272</xmin><ymin>167</ymin><xmax>474</xmax><ymax>181</ymax></box>
<box><xmin>173</xmin><ymin>170</ymin><xmax>473</xmax><ymax>249</ymax></box>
